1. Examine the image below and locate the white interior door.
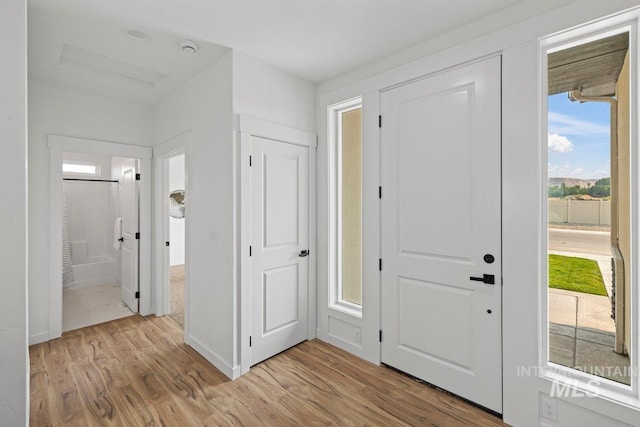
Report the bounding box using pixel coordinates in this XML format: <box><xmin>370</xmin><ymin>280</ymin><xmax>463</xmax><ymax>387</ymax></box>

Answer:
<box><xmin>380</xmin><ymin>56</ymin><xmax>502</xmax><ymax>413</ymax></box>
<box><xmin>120</xmin><ymin>166</ymin><xmax>139</xmax><ymax>313</ymax></box>
<box><xmin>250</xmin><ymin>136</ymin><xmax>309</xmax><ymax>366</ymax></box>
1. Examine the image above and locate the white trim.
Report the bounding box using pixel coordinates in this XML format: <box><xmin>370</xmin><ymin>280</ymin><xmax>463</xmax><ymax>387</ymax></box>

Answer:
<box><xmin>328</xmin><ymin>98</ymin><xmax>364</xmax><ymax>317</ymax></box>
<box><xmin>236</xmin><ymin>114</ymin><xmax>317</xmax><ymax>376</ymax></box>
<box><xmin>234</xmin><ymin>115</ymin><xmax>317</xmax><ymax>148</ymax></box>
<box><xmin>539</xmin><ymin>13</ymin><xmax>640</xmax><ymax>410</ymax></box>
<box><xmin>47</xmin><ymin>134</ymin><xmax>152</xmax><ymax>341</ymax></box>
<box><xmin>29</xmin><ymin>331</ymin><xmax>49</xmax><ymax>346</ymax></box>
<box><xmin>184</xmin><ymin>334</ymin><xmax>241</xmax><ymax>379</ymax></box>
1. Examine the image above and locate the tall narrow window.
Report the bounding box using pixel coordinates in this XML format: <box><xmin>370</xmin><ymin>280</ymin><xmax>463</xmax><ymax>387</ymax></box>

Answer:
<box><xmin>340</xmin><ymin>107</ymin><xmax>362</xmax><ymax>305</ymax></box>
<box><xmin>546</xmin><ymin>31</ymin><xmax>632</xmax><ymax>386</ymax></box>
<box><xmin>329</xmin><ymin>98</ymin><xmax>363</xmax><ymax>314</ymax></box>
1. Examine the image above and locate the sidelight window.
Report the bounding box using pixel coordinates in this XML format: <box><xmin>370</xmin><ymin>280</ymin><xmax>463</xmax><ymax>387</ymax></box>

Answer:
<box><xmin>329</xmin><ymin>98</ymin><xmax>363</xmax><ymax>314</ymax></box>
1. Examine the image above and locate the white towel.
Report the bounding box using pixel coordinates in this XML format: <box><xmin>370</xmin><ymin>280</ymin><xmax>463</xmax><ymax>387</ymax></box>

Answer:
<box><xmin>113</xmin><ymin>217</ymin><xmax>123</xmax><ymax>250</ymax></box>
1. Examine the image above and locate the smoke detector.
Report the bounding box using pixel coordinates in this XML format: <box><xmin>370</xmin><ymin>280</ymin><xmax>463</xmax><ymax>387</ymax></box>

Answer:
<box><xmin>180</xmin><ymin>40</ymin><xmax>199</xmax><ymax>54</ymax></box>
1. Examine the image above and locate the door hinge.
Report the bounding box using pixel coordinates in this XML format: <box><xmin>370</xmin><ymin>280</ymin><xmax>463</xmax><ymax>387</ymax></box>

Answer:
<box><xmin>135</xmin><ymin>291</ymin><xmax>140</xmax><ymax>299</ymax></box>
<box><xmin>379</xmin><ymin>258</ymin><xmax>383</xmax><ymax>271</ymax></box>
<box><xmin>379</xmin><ymin>330</ymin><xmax>383</xmax><ymax>342</ymax></box>
<box><xmin>165</xmin><ymin>241</ymin><xmax>170</xmax><ymax>247</ymax></box>
<box><xmin>249</xmin><ymin>155</ymin><xmax>252</xmax><ymax>167</ymax></box>
<box><xmin>379</xmin><ymin>186</ymin><xmax>382</xmax><ymax>199</ymax></box>
<box><xmin>378</xmin><ymin>115</ymin><xmax>382</xmax><ymax>128</ymax></box>
<box><xmin>249</xmin><ymin>336</ymin><xmax>252</xmax><ymax>347</ymax></box>
<box><xmin>135</xmin><ymin>232</ymin><xmax>140</xmax><ymax>240</ymax></box>
<box><xmin>249</xmin><ymin>246</ymin><xmax>252</xmax><ymax>256</ymax></box>
<box><xmin>135</xmin><ymin>173</ymin><xmax>141</xmax><ymax>181</ymax></box>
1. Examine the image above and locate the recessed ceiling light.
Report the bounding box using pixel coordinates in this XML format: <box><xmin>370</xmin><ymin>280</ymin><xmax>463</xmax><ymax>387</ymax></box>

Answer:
<box><xmin>180</xmin><ymin>39</ymin><xmax>199</xmax><ymax>54</ymax></box>
<box><xmin>124</xmin><ymin>28</ymin><xmax>149</xmax><ymax>42</ymax></box>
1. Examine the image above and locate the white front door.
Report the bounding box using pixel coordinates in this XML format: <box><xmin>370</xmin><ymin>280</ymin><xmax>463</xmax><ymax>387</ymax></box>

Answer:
<box><xmin>380</xmin><ymin>56</ymin><xmax>502</xmax><ymax>413</ymax></box>
<box><xmin>250</xmin><ymin>136</ymin><xmax>309</xmax><ymax>366</ymax></box>
<box><xmin>120</xmin><ymin>166</ymin><xmax>139</xmax><ymax>313</ymax></box>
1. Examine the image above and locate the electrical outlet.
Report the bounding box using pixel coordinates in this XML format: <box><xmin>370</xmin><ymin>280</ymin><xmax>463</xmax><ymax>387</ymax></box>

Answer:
<box><xmin>355</xmin><ymin>329</ymin><xmax>362</xmax><ymax>343</ymax></box>
<box><xmin>541</xmin><ymin>398</ymin><xmax>557</xmax><ymax>421</ymax></box>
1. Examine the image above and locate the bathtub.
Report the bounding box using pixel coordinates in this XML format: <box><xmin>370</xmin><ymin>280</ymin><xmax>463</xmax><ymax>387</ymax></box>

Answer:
<box><xmin>69</xmin><ymin>256</ymin><xmax>119</xmax><ymax>288</ymax></box>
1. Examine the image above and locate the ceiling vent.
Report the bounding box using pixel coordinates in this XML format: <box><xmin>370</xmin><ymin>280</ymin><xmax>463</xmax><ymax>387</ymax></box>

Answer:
<box><xmin>59</xmin><ymin>44</ymin><xmax>167</xmax><ymax>89</ymax></box>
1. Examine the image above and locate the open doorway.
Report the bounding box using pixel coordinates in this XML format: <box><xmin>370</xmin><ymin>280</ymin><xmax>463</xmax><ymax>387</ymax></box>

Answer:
<box><xmin>546</xmin><ymin>31</ymin><xmax>631</xmax><ymax>385</ymax></box>
<box><xmin>168</xmin><ymin>153</ymin><xmax>186</xmax><ymax>328</ymax></box>
<box><xmin>61</xmin><ymin>151</ymin><xmax>139</xmax><ymax>331</ymax></box>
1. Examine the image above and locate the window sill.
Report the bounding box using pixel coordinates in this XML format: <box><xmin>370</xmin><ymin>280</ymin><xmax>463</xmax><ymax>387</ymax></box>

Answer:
<box><xmin>330</xmin><ymin>301</ymin><xmax>362</xmax><ymax>319</ymax></box>
<box><xmin>540</xmin><ymin>364</ymin><xmax>639</xmax><ymax>410</ymax></box>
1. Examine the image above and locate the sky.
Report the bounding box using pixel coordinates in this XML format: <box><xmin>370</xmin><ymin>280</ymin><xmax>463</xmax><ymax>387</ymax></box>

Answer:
<box><xmin>548</xmin><ymin>92</ymin><xmax>610</xmax><ymax>179</ymax></box>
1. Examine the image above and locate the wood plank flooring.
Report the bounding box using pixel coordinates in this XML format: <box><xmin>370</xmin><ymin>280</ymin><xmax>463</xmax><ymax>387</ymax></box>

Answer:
<box><xmin>30</xmin><ymin>315</ymin><xmax>505</xmax><ymax>426</ymax></box>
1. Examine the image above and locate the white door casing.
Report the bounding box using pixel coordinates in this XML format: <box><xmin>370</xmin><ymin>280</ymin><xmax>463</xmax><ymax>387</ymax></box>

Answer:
<box><xmin>380</xmin><ymin>56</ymin><xmax>502</xmax><ymax>413</ymax></box>
<box><xmin>250</xmin><ymin>136</ymin><xmax>309</xmax><ymax>366</ymax></box>
<box><xmin>120</xmin><ymin>166</ymin><xmax>140</xmax><ymax>313</ymax></box>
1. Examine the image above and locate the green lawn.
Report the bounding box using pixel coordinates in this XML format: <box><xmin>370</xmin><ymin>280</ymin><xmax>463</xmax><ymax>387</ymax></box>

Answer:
<box><xmin>548</xmin><ymin>254</ymin><xmax>608</xmax><ymax>296</ymax></box>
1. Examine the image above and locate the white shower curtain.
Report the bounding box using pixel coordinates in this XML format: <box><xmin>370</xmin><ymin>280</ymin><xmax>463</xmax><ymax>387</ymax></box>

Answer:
<box><xmin>62</xmin><ymin>182</ymin><xmax>75</xmax><ymax>287</ymax></box>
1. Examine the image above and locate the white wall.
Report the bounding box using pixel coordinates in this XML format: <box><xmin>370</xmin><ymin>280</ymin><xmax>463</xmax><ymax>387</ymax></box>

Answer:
<box><xmin>233</xmin><ymin>51</ymin><xmax>316</xmax><ymax>134</ymax></box>
<box><xmin>155</xmin><ymin>52</ymin><xmax>236</xmax><ymax>376</ymax></box>
<box><xmin>28</xmin><ymin>79</ymin><xmax>153</xmax><ymax>343</ymax></box>
<box><xmin>317</xmin><ymin>1</ymin><xmax>640</xmax><ymax>426</ymax></box>
<box><xmin>0</xmin><ymin>1</ymin><xmax>28</xmax><ymax>424</ymax></box>
<box><xmin>169</xmin><ymin>154</ymin><xmax>185</xmax><ymax>266</ymax></box>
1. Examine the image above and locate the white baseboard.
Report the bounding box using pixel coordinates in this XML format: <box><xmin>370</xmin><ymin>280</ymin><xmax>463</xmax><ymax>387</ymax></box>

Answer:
<box><xmin>184</xmin><ymin>334</ymin><xmax>241</xmax><ymax>380</ymax></box>
<box><xmin>29</xmin><ymin>331</ymin><xmax>49</xmax><ymax>345</ymax></box>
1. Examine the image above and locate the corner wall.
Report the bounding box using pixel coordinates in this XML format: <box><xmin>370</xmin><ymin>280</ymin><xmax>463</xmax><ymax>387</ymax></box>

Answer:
<box><xmin>0</xmin><ymin>0</ymin><xmax>28</xmax><ymax>424</ymax></box>
<box><xmin>155</xmin><ymin>51</ymin><xmax>236</xmax><ymax>377</ymax></box>
<box><xmin>28</xmin><ymin>80</ymin><xmax>154</xmax><ymax>343</ymax></box>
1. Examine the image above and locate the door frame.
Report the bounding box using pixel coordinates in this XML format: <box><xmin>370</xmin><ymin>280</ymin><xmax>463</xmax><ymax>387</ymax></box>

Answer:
<box><xmin>48</xmin><ymin>134</ymin><xmax>152</xmax><ymax>340</ymax></box>
<box><xmin>237</xmin><ymin>115</ymin><xmax>317</xmax><ymax>375</ymax></box>
<box><xmin>152</xmin><ymin>133</ymin><xmax>189</xmax><ymax>334</ymax></box>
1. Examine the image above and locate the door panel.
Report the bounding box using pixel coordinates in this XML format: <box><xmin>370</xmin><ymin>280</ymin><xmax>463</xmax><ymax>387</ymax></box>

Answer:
<box><xmin>119</xmin><ymin>166</ymin><xmax>139</xmax><ymax>313</ymax></box>
<box><xmin>264</xmin><ymin>154</ymin><xmax>300</xmax><ymax>248</ymax></box>
<box><xmin>263</xmin><ymin>264</ymin><xmax>299</xmax><ymax>332</ymax></box>
<box><xmin>381</xmin><ymin>56</ymin><xmax>502</xmax><ymax>413</ymax></box>
<box><xmin>251</xmin><ymin>136</ymin><xmax>308</xmax><ymax>366</ymax></box>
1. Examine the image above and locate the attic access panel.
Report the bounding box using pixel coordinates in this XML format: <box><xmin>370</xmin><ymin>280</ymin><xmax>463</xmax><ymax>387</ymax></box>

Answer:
<box><xmin>548</xmin><ymin>33</ymin><xmax>629</xmax><ymax>96</ymax></box>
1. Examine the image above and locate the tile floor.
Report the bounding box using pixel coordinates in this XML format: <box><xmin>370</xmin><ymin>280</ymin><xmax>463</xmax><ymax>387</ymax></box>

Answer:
<box><xmin>63</xmin><ymin>283</ymin><xmax>134</xmax><ymax>332</ymax></box>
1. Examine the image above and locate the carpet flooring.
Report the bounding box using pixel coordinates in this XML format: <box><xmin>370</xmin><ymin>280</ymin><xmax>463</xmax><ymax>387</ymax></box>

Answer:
<box><xmin>170</xmin><ymin>264</ymin><xmax>185</xmax><ymax>328</ymax></box>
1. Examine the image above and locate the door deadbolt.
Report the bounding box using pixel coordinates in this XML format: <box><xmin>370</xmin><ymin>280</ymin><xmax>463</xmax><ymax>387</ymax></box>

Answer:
<box><xmin>483</xmin><ymin>254</ymin><xmax>495</xmax><ymax>264</ymax></box>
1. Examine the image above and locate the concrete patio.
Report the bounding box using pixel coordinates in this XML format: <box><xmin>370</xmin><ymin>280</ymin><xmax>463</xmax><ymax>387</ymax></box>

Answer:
<box><xmin>549</xmin><ymin>249</ymin><xmax>630</xmax><ymax>385</ymax></box>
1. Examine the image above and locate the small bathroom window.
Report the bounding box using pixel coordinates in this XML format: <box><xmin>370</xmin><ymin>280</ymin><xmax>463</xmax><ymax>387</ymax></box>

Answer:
<box><xmin>63</xmin><ymin>162</ymin><xmax>99</xmax><ymax>175</ymax></box>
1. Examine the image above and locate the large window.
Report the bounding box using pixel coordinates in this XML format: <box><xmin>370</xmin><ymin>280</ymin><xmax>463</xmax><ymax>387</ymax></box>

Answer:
<box><xmin>545</xmin><ymin>28</ymin><xmax>634</xmax><ymax>390</ymax></box>
<box><xmin>329</xmin><ymin>98</ymin><xmax>363</xmax><ymax>314</ymax></box>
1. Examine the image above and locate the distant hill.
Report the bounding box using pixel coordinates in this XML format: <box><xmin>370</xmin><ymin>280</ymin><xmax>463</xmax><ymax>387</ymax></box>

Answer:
<box><xmin>548</xmin><ymin>177</ymin><xmax>598</xmax><ymax>188</ymax></box>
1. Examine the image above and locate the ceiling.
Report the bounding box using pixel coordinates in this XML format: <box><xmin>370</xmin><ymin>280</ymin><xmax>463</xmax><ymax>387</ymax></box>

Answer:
<box><xmin>28</xmin><ymin>0</ymin><xmax>574</xmax><ymax>105</ymax></box>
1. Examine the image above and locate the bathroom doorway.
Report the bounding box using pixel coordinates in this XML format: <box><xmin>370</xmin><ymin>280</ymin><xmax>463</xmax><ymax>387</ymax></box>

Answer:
<box><xmin>48</xmin><ymin>135</ymin><xmax>152</xmax><ymax>340</ymax></box>
<box><xmin>61</xmin><ymin>151</ymin><xmax>139</xmax><ymax>331</ymax></box>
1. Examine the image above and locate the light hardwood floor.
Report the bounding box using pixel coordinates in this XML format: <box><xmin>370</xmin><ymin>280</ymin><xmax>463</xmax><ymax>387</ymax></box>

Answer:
<box><xmin>30</xmin><ymin>315</ymin><xmax>505</xmax><ymax>426</ymax></box>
